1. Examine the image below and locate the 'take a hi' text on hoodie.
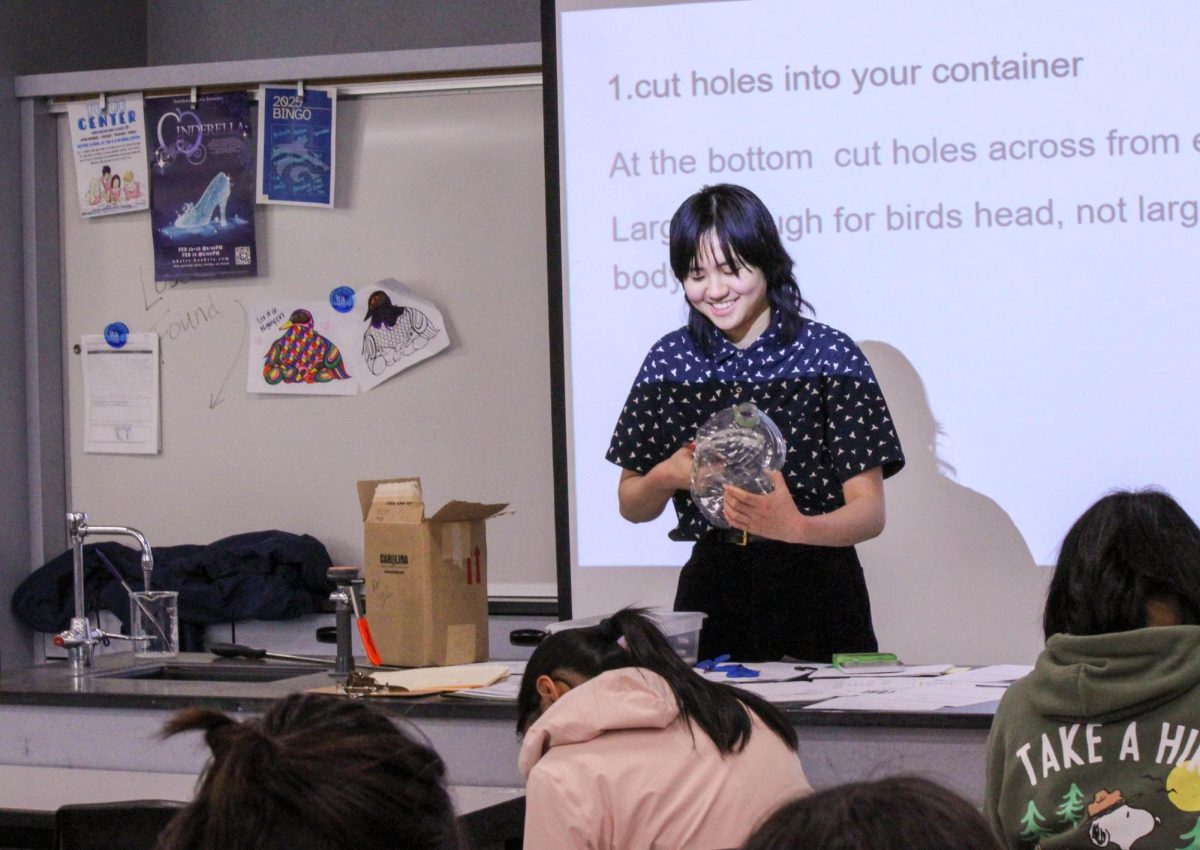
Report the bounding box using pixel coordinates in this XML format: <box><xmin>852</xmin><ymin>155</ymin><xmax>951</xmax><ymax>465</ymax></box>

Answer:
<box><xmin>986</xmin><ymin>626</ymin><xmax>1200</xmax><ymax>850</ymax></box>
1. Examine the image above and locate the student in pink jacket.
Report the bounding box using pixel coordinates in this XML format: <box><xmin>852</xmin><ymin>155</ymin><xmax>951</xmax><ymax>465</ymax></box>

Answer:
<box><xmin>517</xmin><ymin>608</ymin><xmax>812</xmax><ymax>850</ymax></box>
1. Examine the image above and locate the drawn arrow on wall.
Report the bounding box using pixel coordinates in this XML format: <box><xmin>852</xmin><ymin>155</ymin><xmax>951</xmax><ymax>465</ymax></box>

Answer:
<box><xmin>210</xmin><ymin>299</ymin><xmax>247</xmax><ymax>410</ymax></box>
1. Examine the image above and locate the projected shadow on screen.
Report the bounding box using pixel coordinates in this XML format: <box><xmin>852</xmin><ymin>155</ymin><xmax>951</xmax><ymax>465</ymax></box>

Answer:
<box><xmin>858</xmin><ymin>341</ymin><xmax>1049</xmax><ymax>666</ymax></box>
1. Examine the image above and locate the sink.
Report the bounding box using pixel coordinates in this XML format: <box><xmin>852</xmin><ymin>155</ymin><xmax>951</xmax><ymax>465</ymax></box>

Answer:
<box><xmin>96</xmin><ymin>663</ymin><xmax>327</xmax><ymax>683</ymax></box>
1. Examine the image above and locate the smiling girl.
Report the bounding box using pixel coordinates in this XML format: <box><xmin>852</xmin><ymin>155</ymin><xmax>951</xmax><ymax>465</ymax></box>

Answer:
<box><xmin>606</xmin><ymin>183</ymin><xmax>906</xmax><ymax>662</ymax></box>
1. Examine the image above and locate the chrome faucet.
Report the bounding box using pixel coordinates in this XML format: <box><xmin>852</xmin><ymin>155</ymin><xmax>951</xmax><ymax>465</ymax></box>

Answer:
<box><xmin>56</xmin><ymin>511</ymin><xmax>155</xmax><ymax>674</ymax></box>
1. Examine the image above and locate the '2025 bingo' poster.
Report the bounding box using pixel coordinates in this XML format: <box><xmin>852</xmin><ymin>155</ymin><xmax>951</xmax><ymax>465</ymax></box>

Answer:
<box><xmin>145</xmin><ymin>92</ymin><xmax>258</xmax><ymax>282</ymax></box>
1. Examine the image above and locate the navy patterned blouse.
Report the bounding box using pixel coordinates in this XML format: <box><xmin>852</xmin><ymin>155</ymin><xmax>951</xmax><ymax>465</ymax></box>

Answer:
<box><xmin>606</xmin><ymin>318</ymin><xmax>906</xmax><ymax>541</ymax></box>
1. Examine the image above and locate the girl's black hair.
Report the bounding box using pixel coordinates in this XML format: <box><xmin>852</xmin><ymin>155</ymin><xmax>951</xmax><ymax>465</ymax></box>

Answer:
<box><xmin>154</xmin><ymin>693</ymin><xmax>461</xmax><ymax>850</ymax></box>
<box><xmin>741</xmin><ymin>776</ymin><xmax>1003</xmax><ymax>850</ymax></box>
<box><xmin>515</xmin><ymin>607</ymin><xmax>798</xmax><ymax>755</ymax></box>
<box><xmin>669</xmin><ymin>183</ymin><xmax>811</xmax><ymax>357</ymax></box>
<box><xmin>1043</xmin><ymin>488</ymin><xmax>1200</xmax><ymax>639</ymax></box>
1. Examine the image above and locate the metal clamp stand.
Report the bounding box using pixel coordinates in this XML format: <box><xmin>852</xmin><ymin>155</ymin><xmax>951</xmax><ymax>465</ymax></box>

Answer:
<box><xmin>328</xmin><ymin>566</ymin><xmax>360</xmax><ymax>676</ymax></box>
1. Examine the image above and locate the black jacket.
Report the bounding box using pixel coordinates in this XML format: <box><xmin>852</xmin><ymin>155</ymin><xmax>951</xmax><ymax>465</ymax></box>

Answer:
<box><xmin>11</xmin><ymin>530</ymin><xmax>335</xmax><ymax>649</ymax></box>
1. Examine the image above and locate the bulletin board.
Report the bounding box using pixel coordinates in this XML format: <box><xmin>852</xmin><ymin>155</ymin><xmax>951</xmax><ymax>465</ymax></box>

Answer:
<box><xmin>56</xmin><ymin>86</ymin><xmax>557</xmax><ymax>598</ymax></box>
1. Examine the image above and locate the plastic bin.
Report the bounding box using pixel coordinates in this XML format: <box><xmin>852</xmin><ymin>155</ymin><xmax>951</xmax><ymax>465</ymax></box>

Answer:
<box><xmin>545</xmin><ymin>610</ymin><xmax>708</xmax><ymax>666</ymax></box>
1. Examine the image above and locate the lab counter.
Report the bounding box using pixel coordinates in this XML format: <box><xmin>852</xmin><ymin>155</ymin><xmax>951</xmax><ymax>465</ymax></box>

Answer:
<box><xmin>0</xmin><ymin>653</ymin><xmax>996</xmax><ymax>805</ymax></box>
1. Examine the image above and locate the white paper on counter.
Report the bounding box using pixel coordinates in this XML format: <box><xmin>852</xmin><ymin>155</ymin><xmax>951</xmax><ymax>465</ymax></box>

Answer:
<box><xmin>444</xmin><ymin>661</ymin><xmax>525</xmax><ymax>700</ymax></box>
<box><xmin>803</xmin><ymin>695</ymin><xmax>950</xmax><ymax>712</ymax></box>
<box><xmin>82</xmin><ymin>333</ymin><xmax>160</xmax><ymax>454</ymax></box>
<box><xmin>732</xmin><ymin>676</ymin><xmax>931</xmax><ymax>703</ymax></box>
<box><xmin>733</xmin><ymin>676</ymin><xmax>1004</xmax><ymax>706</ymax></box>
<box><xmin>801</xmin><ymin>680</ymin><xmax>1004</xmax><ymax>711</ymax></box>
<box><xmin>939</xmin><ymin>664</ymin><xmax>1034</xmax><ymax>684</ymax></box>
<box><xmin>810</xmin><ymin>664</ymin><xmax>955</xmax><ymax>679</ymax></box>
<box><xmin>445</xmin><ymin>676</ymin><xmax>524</xmax><ymax>701</ymax></box>
<box><xmin>371</xmin><ymin>663</ymin><xmax>510</xmax><ymax>691</ymax></box>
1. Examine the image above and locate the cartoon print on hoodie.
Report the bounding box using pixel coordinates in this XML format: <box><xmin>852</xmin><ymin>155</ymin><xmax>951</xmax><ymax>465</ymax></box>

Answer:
<box><xmin>1083</xmin><ymin>789</ymin><xmax>1157</xmax><ymax>849</ymax></box>
<box><xmin>986</xmin><ymin>627</ymin><xmax>1200</xmax><ymax>850</ymax></box>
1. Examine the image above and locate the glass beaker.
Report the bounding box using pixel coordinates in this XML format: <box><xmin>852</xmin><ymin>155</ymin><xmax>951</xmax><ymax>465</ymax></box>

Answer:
<box><xmin>130</xmin><ymin>591</ymin><xmax>179</xmax><ymax>658</ymax></box>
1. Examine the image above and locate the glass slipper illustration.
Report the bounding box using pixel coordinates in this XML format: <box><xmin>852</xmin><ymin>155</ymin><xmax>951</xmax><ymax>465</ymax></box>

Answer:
<box><xmin>174</xmin><ymin>172</ymin><xmax>231</xmax><ymax>229</ymax></box>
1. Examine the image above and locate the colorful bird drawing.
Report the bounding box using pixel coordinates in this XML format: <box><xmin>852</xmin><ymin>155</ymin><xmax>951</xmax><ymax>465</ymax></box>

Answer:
<box><xmin>361</xmin><ymin>290</ymin><xmax>441</xmax><ymax>375</ymax></box>
<box><xmin>263</xmin><ymin>309</ymin><xmax>350</xmax><ymax>385</ymax></box>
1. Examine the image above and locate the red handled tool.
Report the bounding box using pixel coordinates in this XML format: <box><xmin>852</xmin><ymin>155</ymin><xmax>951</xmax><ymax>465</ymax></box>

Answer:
<box><xmin>348</xmin><ymin>579</ymin><xmax>382</xmax><ymax>667</ymax></box>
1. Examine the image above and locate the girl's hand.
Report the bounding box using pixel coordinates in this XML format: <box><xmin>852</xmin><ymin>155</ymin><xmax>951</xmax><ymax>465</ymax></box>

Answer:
<box><xmin>656</xmin><ymin>442</ymin><xmax>696</xmax><ymax>492</ymax></box>
<box><xmin>724</xmin><ymin>467</ymin><xmax>886</xmax><ymax>547</ymax></box>
<box><xmin>723</xmin><ymin>470</ymin><xmax>805</xmax><ymax>543</ymax></box>
<box><xmin>617</xmin><ymin>442</ymin><xmax>696</xmax><ymax>523</ymax></box>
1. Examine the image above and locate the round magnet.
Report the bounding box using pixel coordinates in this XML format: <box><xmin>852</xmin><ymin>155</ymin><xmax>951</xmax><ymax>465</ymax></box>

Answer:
<box><xmin>330</xmin><ymin>286</ymin><xmax>355</xmax><ymax>313</ymax></box>
<box><xmin>103</xmin><ymin>322</ymin><xmax>129</xmax><ymax>348</ymax></box>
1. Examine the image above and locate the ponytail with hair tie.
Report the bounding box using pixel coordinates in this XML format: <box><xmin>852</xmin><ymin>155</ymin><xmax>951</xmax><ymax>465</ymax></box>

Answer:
<box><xmin>517</xmin><ymin>606</ymin><xmax>799</xmax><ymax>753</ymax></box>
<box><xmin>598</xmin><ymin>617</ymin><xmax>629</xmax><ymax>649</ymax></box>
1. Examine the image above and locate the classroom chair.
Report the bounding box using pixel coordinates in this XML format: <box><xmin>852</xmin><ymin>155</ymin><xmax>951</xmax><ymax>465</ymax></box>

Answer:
<box><xmin>53</xmin><ymin>800</ymin><xmax>185</xmax><ymax>850</ymax></box>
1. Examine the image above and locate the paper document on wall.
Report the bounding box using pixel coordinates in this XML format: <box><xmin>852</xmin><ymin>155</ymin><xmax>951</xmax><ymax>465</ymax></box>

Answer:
<box><xmin>66</xmin><ymin>94</ymin><xmax>150</xmax><ymax>218</ymax></box>
<box><xmin>256</xmin><ymin>85</ymin><xmax>337</xmax><ymax>207</ymax></box>
<box><xmin>245</xmin><ymin>301</ymin><xmax>358</xmax><ymax>396</ymax></box>
<box><xmin>81</xmin><ymin>334</ymin><xmax>161</xmax><ymax>454</ymax></box>
<box><xmin>245</xmin><ymin>281</ymin><xmax>449</xmax><ymax>396</ymax></box>
<box><xmin>351</xmin><ymin>279</ymin><xmax>449</xmax><ymax>393</ymax></box>
<box><xmin>145</xmin><ymin>92</ymin><xmax>258</xmax><ymax>281</ymax></box>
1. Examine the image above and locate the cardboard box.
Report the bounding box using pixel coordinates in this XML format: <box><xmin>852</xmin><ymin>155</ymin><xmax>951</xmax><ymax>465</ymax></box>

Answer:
<box><xmin>359</xmin><ymin>478</ymin><xmax>506</xmax><ymax>667</ymax></box>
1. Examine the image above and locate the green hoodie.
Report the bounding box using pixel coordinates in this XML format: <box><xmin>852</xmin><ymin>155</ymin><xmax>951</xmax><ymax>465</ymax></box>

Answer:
<box><xmin>986</xmin><ymin>626</ymin><xmax>1200</xmax><ymax>850</ymax></box>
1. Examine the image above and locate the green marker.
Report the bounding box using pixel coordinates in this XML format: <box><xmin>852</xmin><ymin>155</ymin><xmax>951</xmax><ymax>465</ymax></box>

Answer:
<box><xmin>832</xmin><ymin>652</ymin><xmax>904</xmax><ymax>672</ymax></box>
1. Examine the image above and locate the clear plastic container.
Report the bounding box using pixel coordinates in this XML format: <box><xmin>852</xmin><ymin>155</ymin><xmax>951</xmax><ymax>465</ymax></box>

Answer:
<box><xmin>545</xmin><ymin>611</ymin><xmax>708</xmax><ymax>665</ymax></box>
<box><xmin>690</xmin><ymin>402</ymin><xmax>786</xmax><ymax>528</ymax></box>
<box><xmin>130</xmin><ymin>590</ymin><xmax>179</xmax><ymax>658</ymax></box>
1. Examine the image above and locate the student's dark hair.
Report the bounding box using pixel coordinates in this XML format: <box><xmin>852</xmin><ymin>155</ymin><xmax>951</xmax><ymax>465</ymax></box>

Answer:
<box><xmin>1043</xmin><ymin>488</ymin><xmax>1200</xmax><ymax>640</ymax></box>
<box><xmin>515</xmin><ymin>606</ymin><xmax>798</xmax><ymax>754</ymax></box>
<box><xmin>154</xmin><ymin>693</ymin><xmax>461</xmax><ymax>850</ymax></box>
<box><xmin>741</xmin><ymin>776</ymin><xmax>1003</xmax><ymax>850</ymax></box>
<box><xmin>669</xmin><ymin>183</ymin><xmax>811</xmax><ymax>357</ymax></box>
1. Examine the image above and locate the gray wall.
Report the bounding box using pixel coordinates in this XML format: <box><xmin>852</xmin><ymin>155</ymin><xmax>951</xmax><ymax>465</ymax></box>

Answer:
<box><xmin>5</xmin><ymin>0</ymin><xmax>539</xmax><ymax>670</ymax></box>
<box><xmin>1</xmin><ymin>1</ymin><xmax>147</xmax><ymax>670</ymax></box>
<box><xmin>147</xmin><ymin>0</ymin><xmax>540</xmax><ymax>63</ymax></box>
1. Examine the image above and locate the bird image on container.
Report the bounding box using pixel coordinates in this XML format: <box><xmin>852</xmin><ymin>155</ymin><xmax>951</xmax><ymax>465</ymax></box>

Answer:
<box><xmin>361</xmin><ymin>289</ymin><xmax>442</xmax><ymax>376</ymax></box>
<box><xmin>263</xmin><ymin>309</ymin><xmax>350</xmax><ymax>385</ymax></box>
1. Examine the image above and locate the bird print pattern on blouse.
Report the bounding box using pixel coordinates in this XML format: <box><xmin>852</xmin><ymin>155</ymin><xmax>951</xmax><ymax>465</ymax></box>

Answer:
<box><xmin>263</xmin><ymin>309</ymin><xmax>350</xmax><ymax>385</ymax></box>
<box><xmin>606</xmin><ymin>319</ymin><xmax>905</xmax><ymax>541</ymax></box>
<box><xmin>361</xmin><ymin>290</ymin><xmax>442</xmax><ymax>376</ymax></box>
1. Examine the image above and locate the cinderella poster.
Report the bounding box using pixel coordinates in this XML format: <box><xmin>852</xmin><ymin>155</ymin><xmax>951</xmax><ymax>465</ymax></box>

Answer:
<box><xmin>145</xmin><ymin>92</ymin><xmax>258</xmax><ymax>282</ymax></box>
